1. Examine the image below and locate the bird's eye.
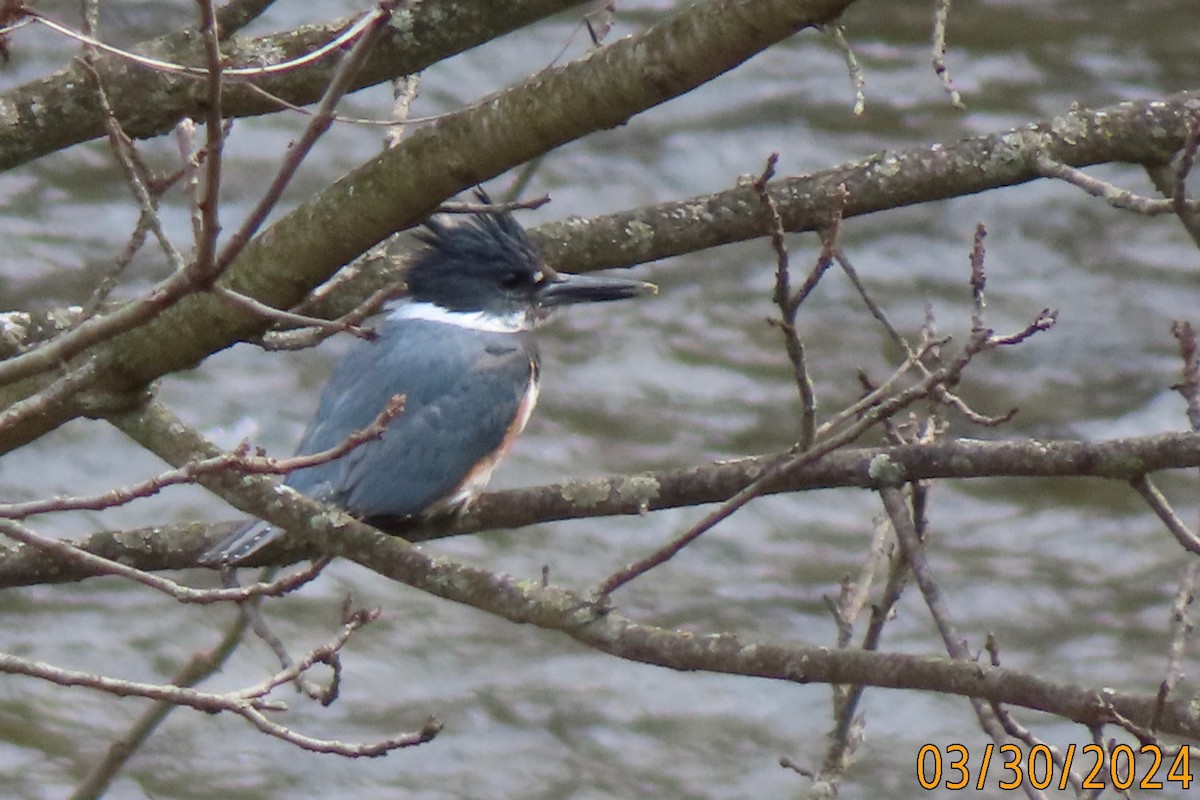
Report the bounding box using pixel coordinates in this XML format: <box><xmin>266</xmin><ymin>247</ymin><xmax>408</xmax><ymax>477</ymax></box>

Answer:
<box><xmin>500</xmin><ymin>271</ymin><xmax>527</xmax><ymax>289</ymax></box>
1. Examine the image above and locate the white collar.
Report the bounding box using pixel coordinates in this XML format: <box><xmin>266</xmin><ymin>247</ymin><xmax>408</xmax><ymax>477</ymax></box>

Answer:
<box><xmin>387</xmin><ymin>301</ymin><xmax>531</xmax><ymax>333</ymax></box>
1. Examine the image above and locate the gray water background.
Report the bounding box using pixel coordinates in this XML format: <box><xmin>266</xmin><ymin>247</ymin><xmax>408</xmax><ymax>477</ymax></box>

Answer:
<box><xmin>0</xmin><ymin>0</ymin><xmax>1197</xmax><ymax>797</ymax></box>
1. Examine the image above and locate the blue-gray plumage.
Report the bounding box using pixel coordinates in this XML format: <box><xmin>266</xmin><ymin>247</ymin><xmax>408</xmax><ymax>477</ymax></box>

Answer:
<box><xmin>201</xmin><ymin>198</ymin><xmax>654</xmax><ymax>565</ymax></box>
<box><xmin>287</xmin><ymin>312</ymin><xmax>537</xmax><ymax>516</ymax></box>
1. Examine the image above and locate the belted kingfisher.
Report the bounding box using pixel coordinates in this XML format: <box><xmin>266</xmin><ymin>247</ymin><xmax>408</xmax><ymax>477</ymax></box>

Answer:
<box><xmin>202</xmin><ymin>199</ymin><xmax>655</xmax><ymax>565</ymax></box>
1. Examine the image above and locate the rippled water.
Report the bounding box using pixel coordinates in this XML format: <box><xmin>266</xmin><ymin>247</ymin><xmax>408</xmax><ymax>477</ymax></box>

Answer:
<box><xmin>1</xmin><ymin>1</ymin><xmax>1198</xmax><ymax>798</ymax></box>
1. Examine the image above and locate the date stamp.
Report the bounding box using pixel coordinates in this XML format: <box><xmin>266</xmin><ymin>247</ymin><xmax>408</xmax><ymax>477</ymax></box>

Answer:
<box><xmin>916</xmin><ymin>743</ymin><xmax>1193</xmax><ymax>791</ymax></box>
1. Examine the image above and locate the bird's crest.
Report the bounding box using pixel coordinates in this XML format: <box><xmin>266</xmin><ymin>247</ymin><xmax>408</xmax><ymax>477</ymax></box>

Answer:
<box><xmin>413</xmin><ymin>190</ymin><xmax>540</xmax><ymax>274</ymax></box>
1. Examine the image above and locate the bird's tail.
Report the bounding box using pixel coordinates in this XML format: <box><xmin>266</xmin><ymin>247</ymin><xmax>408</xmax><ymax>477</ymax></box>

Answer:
<box><xmin>198</xmin><ymin>519</ymin><xmax>281</xmax><ymax>567</ymax></box>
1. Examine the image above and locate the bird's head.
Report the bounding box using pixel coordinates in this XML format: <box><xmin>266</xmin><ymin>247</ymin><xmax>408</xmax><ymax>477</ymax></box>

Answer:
<box><xmin>407</xmin><ymin>196</ymin><xmax>655</xmax><ymax>323</ymax></box>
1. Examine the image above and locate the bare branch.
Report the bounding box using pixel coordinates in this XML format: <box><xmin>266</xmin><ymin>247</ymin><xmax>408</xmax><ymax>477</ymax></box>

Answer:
<box><xmin>594</xmin><ymin>311</ymin><xmax>1041</xmax><ymax>598</ymax></box>
<box><xmin>210</xmin><ymin>1</ymin><xmax>397</xmax><ymax>276</ymax></box>
<box><xmin>0</xmin><ymin>517</ymin><xmax>331</xmax><ymax>604</ymax></box>
<box><xmin>1130</xmin><ymin>475</ymin><xmax>1200</xmax><ymax>556</ymax></box>
<box><xmin>238</xmin><ymin>706</ymin><xmax>440</xmax><ymax>757</ymax></box>
<box><xmin>1171</xmin><ymin>321</ymin><xmax>1200</xmax><ymax>431</ymax></box>
<box><xmin>881</xmin><ymin>486</ymin><xmax>1036</xmax><ymax>795</ymax></box>
<box><xmin>384</xmin><ymin>72</ymin><xmax>422</xmax><ymax>148</ymax></box>
<box><xmin>0</xmin><ymin>361</ymin><xmax>103</xmax><ymax>437</ymax></box>
<box><xmin>76</xmin><ymin>55</ymin><xmax>185</xmax><ymax>284</ymax></box>
<box><xmin>879</xmin><ymin>487</ymin><xmax>964</xmax><ymax>660</ymax></box>
<box><xmin>530</xmin><ymin>92</ymin><xmax>1200</xmax><ymax>275</ymax></box>
<box><xmin>212</xmin><ymin>285</ymin><xmax>378</xmax><ymax>341</ymax></box>
<box><xmin>0</xmin><ymin>624</ymin><xmax>438</xmax><ymax>759</ymax></box>
<box><xmin>10</xmin><ymin>427</ymin><xmax>1200</xmax><ymax>587</ymax></box>
<box><xmin>439</xmin><ymin>195</ymin><xmax>553</xmax><ymax>215</ymax></box>
<box><xmin>1035</xmin><ymin>154</ymin><xmax>1200</xmax><ymax>215</ymax></box>
<box><xmin>77</xmin><ymin>401</ymin><xmax>1200</xmax><ymax>740</ymax></box>
<box><xmin>0</xmin><ymin>650</ymin><xmax>286</xmax><ymax>712</ymax></box>
<box><xmin>17</xmin><ymin>6</ymin><xmax>381</xmax><ymax>79</ymax></box>
<box><xmin>815</xmin><ymin>514</ymin><xmax>894</xmax><ymax>786</ymax></box>
<box><xmin>261</xmin><ymin>285</ymin><xmax>399</xmax><ymax>351</ymax></box>
<box><xmin>191</xmin><ymin>0</ymin><xmax>226</xmax><ymax>285</ymax></box>
<box><xmin>752</xmin><ymin>153</ymin><xmax>817</xmax><ymax>449</ymax></box>
<box><xmin>930</xmin><ymin>0</ymin><xmax>964</xmax><ymax>109</ymax></box>
<box><xmin>69</xmin><ymin>601</ymin><xmax>254</xmax><ymax>800</ymax></box>
<box><xmin>833</xmin><ymin>245</ymin><xmax>903</xmax><ymax>347</ymax></box>
<box><xmin>0</xmin><ymin>394</ymin><xmax>403</xmax><ymax>519</ymax></box>
<box><xmin>1153</xmin><ymin>561</ymin><xmax>1199</xmax><ymax>732</ymax></box>
<box><xmin>824</xmin><ymin>23</ymin><xmax>865</xmax><ymax>116</ymax></box>
<box><xmin>236</xmin><ymin>79</ymin><xmax>457</xmax><ymax>128</ymax></box>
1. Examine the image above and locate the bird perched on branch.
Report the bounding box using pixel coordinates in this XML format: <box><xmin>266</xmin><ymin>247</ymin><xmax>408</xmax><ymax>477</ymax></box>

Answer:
<box><xmin>201</xmin><ymin>195</ymin><xmax>655</xmax><ymax>565</ymax></box>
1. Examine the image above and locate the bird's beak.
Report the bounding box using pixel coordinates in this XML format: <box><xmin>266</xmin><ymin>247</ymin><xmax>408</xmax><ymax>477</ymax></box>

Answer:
<box><xmin>535</xmin><ymin>271</ymin><xmax>657</xmax><ymax>308</ymax></box>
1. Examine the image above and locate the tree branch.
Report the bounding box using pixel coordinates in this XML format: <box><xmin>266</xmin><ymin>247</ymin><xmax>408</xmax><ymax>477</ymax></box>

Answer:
<box><xmin>0</xmin><ymin>0</ymin><xmax>588</xmax><ymax>171</ymax></box>
<box><xmin>249</xmin><ymin>90</ymin><xmax>1200</xmax><ymax>329</ymax></box>
<box><xmin>4</xmin><ymin>429</ymin><xmax>1200</xmax><ymax>586</ymax></box>
<box><xmin>88</xmin><ymin>400</ymin><xmax>1200</xmax><ymax>743</ymax></box>
<box><xmin>0</xmin><ymin>0</ymin><xmax>859</xmax><ymax>455</ymax></box>
<box><xmin>529</xmin><ymin>90</ymin><xmax>1200</xmax><ymax>273</ymax></box>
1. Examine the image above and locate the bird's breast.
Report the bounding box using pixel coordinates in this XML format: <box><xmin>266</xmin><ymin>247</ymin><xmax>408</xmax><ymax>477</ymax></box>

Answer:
<box><xmin>440</xmin><ymin>368</ymin><xmax>540</xmax><ymax>511</ymax></box>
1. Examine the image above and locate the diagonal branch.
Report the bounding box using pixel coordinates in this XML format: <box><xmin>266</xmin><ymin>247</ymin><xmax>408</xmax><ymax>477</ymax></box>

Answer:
<box><xmin>0</xmin><ymin>0</ymin><xmax>590</xmax><ymax>171</ymax></box>
<box><xmin>91</xmin><ymin>399</ymin><xmax>1200</xmax><ymax>742</ymax></box>
<box><xmin>0</xmin><ymin>0</ymin><xmax>859</xmax><ymax>455</ymax></box>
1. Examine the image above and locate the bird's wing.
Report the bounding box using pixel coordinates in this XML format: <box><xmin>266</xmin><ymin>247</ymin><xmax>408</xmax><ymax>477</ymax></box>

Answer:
<box><xmin>286</xmin><ymin>318</ymin><xmax>537</xmax><ymax>518</ymax></box>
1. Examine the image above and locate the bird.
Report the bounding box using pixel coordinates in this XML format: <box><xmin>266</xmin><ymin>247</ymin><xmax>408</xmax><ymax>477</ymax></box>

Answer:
<box><xmin>201</xmin><ymin>197</ymin><xmax>655</xmax><ymax>565</ymax></box>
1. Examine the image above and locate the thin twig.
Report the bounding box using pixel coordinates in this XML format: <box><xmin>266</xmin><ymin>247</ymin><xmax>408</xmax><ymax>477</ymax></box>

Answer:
<box><xmin>503</xmin><ymin>154</ymin><xmax>550</xmax><ymax>204</ymax></box>
<box><xmin>814</xmin><ymin>340</ymin><xmax>938</xmax><ymax>441</ymax></box>
<box><xmin>546</xmin><ymin>0</ymin><xmax>612</xmax><ymax>67</ymax></box>
<box><xmin>191</xmin><ymin>0</ymin><xmax>225</xmax><ymax>286</ymax></box>
<box><xmin>753</xmin><ymin>153</ymin><xmax>817</xmax><ymax>449</ymax></box>
<box><xmin>212</xmin><ymin>284</ymin><xmax>377</xmax><ymax>341</ymax></box>
<box><xmin>1036</xmin><ymin>154</ymin><xmax>1200</xmax><ymax>215</ymax></box>
<box><xmin>817</xmin><ymin>514</ymin><xmax>893</xmax><ymax>783</ymax></box>
<box><xmin>69</xmin><ymin>603</ymin><xmax>253</xmax><ymax>800</ymax></box>
<box><xmin>882</xmin><ymin>487</ymin><xmax>1045</xmax><ymax>799</ymax></box>
<box><xmin>245</xmin><ymin>602</ymin><xmax>374</xmax><ymax>702</ymax></box>
<box><xmin>18</xmin><ymin>6</ymin><xmax>379</xmax><ymax>78</ymax></box>
<box><xmin>439</xmin><ymin>194</ymin><xmax>552</xmax><ymax>215</ymax></box>
<box><xmin>75</xmin><ymin>8</ymin><xmax>183</xmax><ymax>319</ymax></box>
<box><xmin>0</xmin><ymin>649</ymin><xmax>284</xmax><ymax>711</ymax></box>
<box><xmin>384</xmin><ymin>73</ymin><xmax>421</xmax><ymax>150</ymax></box>
<box><xmin>1148</xmin><ymin>319</ymin><xmax>1200</xmax><ymax>730</ymax></box>
<box><xmin>825</xmin><ymin>23</ymin><xmax>865</xmax><ymax>116</ymax></box>
<box><xmin>239</xmin><ymin>80</ymin><xmax>455</xmax><ymax>128</ymax></box>
<box><xmin>238</xmin><ymin>706</ymin><xmax>439</xmax><ymax>756</ymax></box>
<box><xmin>1153</xmin><ymin>561</ymin><xmax>1199</xmax><ymax>731</ymax></box>
<box><xmin>878</xmin><ymin>487</ymin><xmax>964</xmax><ymax>656</ymax></box>
<box><xmin>1171</xmin><ymin>321</ymin><xmax>1200</xmax><ymax>431</ymax></box>
<box><xmin>0</xmin><ymin>517</ymin><xmax>331</xmax><ymax>603</ymax></box>
<box><xmin>1130</xmin><ymin>475</ymin><xmax>1200</xmax><ymax>556</ymax></box>
<box><xmin>0</xmin><ymin>624</ymin><xmax>438</xmax><ymax>758</ymax></box>
<box><xmin>0</xmin><ymin>394</ymin><xmax>404</xmax><ymax>519</ymax></box>
<box><xmin>0</xmin><ymin>360</ymin><xmax>101</xmax><ymax>435</ymax></box>
<box><xmin>931</xmin><ymin>0</ymin><xmax>964</xmax><ymax>109</ymax></box>
<box><xmin>211</xmin><ymin>1</ymin><xmax>396</xmax><ymax>276</ymax></box>
<box><xmin>595</xmin><ymin>311</ymin><xmax>1047</xmax><ymax>598</ymax></box>
<box><xmin>984</xmin><ymin>636</ymin><xmax>1085</xmax><ymax>795</ymax></box>
<box><xmin>261</xmin><ymin>285</ymin><xmax>399</xmax><ymax>351</ymax></box>
<box><xmin>833</xmin><ymin>246</ymin><xmax>903</xmax><ymax>347</ymax></box>
<box><xmin>218</xmin><ymin>567</ymin><xmax>332</xmax><ymax>701</ymax></box>
<box><xmin>175</xmin><ymin>117</ymin><xmax>206</xmax><ymax>246</ymax></box>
